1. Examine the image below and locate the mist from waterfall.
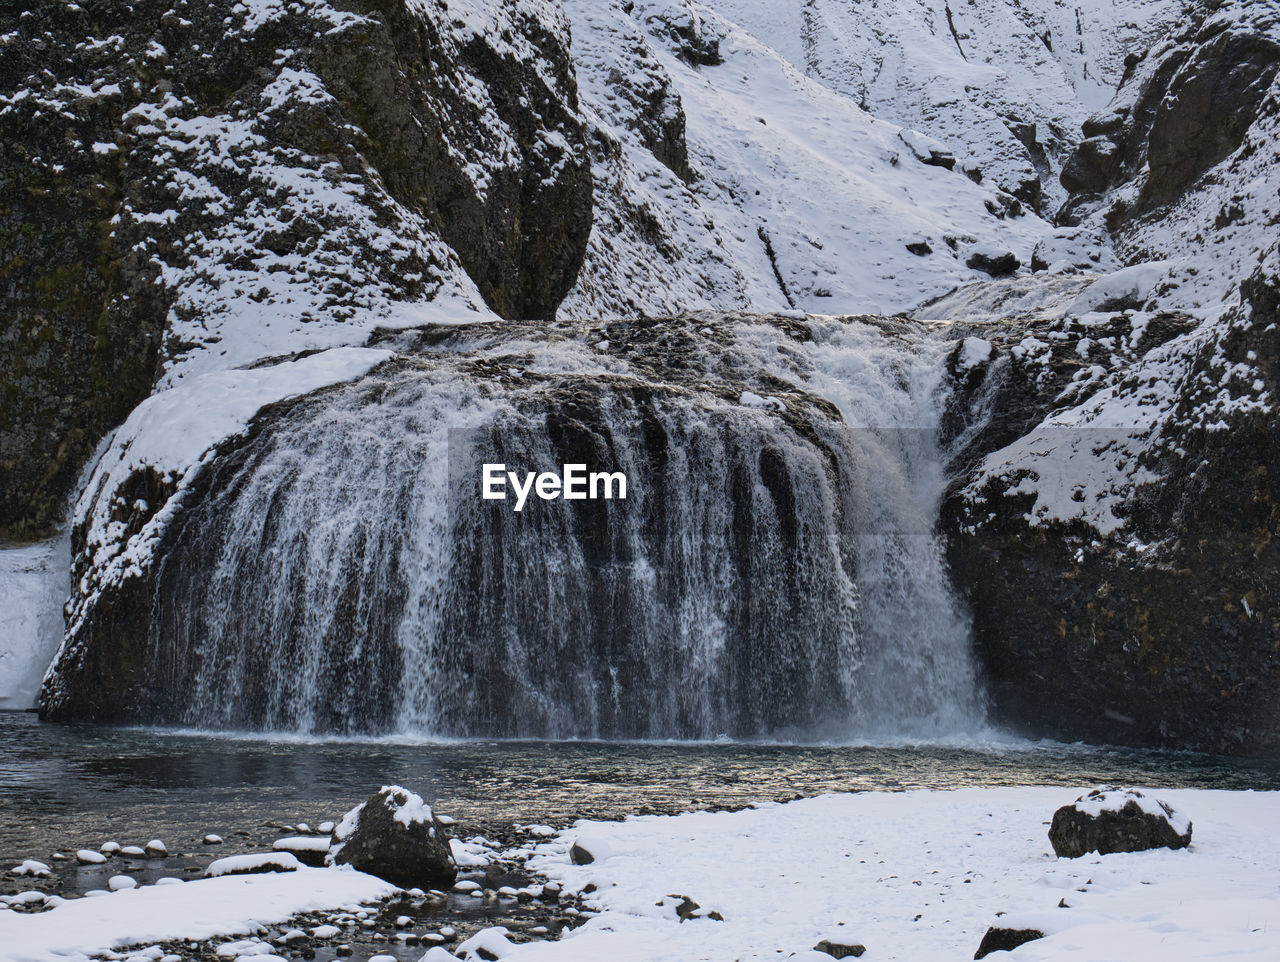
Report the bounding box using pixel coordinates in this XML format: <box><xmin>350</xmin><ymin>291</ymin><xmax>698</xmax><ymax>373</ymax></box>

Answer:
<box><xmin>147</xmin><ymin>317</ymin><xmax>985</xmax><ymax>740</ymax></box>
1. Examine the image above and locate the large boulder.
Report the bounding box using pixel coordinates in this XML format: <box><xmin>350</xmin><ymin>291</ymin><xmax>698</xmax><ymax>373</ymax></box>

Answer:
<box><xmin>330</xmin><ymin>786</ymin><xmax>458</xmax><ymax>888</ymax></box>
<box><xmin>1048</xmin><ymin>787</ymin><xmax>1192</xmax><ymax>858</ymax></box>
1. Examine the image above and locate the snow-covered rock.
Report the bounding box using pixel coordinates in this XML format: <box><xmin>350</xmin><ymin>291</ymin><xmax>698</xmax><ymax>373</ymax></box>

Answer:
<box><xmin>205</xmin><ymin>853</ymin><xmax>302</xmax><ymax>878</ymax></box>
<box><xmin>329</xmin><ymin>786</ymin><xmax>457</xmax><ymax>888</ymax></box>
<box><xmin>1049</xmin><ymin>787</ymin><xmax>1192</xmax><ymax>858</ymax></box>
<box><xmin>272</xmin><ymin>837</ymin><xmax>330</xmax><ymax>868</ymax></box>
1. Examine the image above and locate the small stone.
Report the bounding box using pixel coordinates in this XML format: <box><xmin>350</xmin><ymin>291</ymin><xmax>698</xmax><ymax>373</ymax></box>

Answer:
<box><xmin>144</xmin><ymin>840</ymin><xmax>167</xmax><ymax>858</ymax></box>
<box><xmin>76</xmin><ymin>850</ymin><xmax>108</xmax><ymax>865</ymax></box>
<box><xmin>202</xmin><ymin>835</ymin><xmax>223</xmax><ymax>845</ymax></box>
<box><xmin>814</xmin><ymin>939</ymin><xmax>867</xmax><ymax>959</ymax></box>
<box><xmin>100</xmin><ymin>842</ymin><xmax>121</xmax><ymax>855</ymax></box>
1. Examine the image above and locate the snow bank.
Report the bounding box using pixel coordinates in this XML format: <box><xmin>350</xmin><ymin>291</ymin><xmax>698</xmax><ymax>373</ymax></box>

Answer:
<box><xmin>0</xmin><ymin>867</ymin><xmax>395</xmax><ymax>962</ymax></box>
<box><xmin>505</xmin><ymin>787</ymin><xmax>1279</xmax><ymax>962</ymax></box>
<box><xmin>0</xmin><ymin>537</ymin><xmax>69</xmax><ymax>709</ymax></box>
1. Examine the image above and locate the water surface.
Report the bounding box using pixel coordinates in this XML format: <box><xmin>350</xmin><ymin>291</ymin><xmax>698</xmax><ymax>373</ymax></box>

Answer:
<box><xmin>3</xmin><ymin>713</ymin><xmax>1277</xmax><ymax>863</ymax></box>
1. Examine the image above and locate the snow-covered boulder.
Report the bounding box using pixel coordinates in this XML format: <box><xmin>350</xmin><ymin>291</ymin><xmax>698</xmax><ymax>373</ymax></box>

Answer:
<box><xmin>569</xmin><ymin>834</ymin><xmax>616</xmax><ymax>865</ymax></box>
<box><xmin>1049</xmin><ymin>787</ymin><xmax>1192</xmax><ymax>858</ymax></box>
<box><xmin>1029</xmin><ymin>227</ymin><xmax>1118</xmax><ymax>274</ymax></box>
<box><xmin>1065</xmin><ymin>262</ymin><xmax>1171</xmax><ymax>316</ymax></box>
<box><xmin>329</xmin><ymin>786</ymin><xmax>457</xmax><ymax>888</ymax></box>
<box><xmin>965</xmin><ymin>246</ymin><xmax>1020</xmax><ymax>277</ymax></box>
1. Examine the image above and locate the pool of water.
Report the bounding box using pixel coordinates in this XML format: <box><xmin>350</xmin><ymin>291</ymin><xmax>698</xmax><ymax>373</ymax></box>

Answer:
<box><xmin>3</xmin><ymin>712</ymin><xmax>1278</xmax><ymax>864</ymax></box>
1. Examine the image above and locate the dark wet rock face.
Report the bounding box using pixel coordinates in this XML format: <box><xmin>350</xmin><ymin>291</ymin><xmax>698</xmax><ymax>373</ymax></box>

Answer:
<box><xmin>941</xmin><ymin>253</ymin><xmax>1280</xmax><ymax>757</ymax></box>
<box><xmin>0</xmin><ymin>0</ymin><xmax>591</xmax><ymax>539</ymax></box>
<box><xmin>331</xmin><ymin>786</ymin><xmax>458</xmax><ymax>889</ymax></box>
<box><xmin>1049</xmin><ymin>788</ymin><xmax>1192</xmax><ymax>858</ymax></box>
<box><xmin>974</xmin><ymin>927</ymin><xmax>1043</xmax><ymax>959</ymax></box>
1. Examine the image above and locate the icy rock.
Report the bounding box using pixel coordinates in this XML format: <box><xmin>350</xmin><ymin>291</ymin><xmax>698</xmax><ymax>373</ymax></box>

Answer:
<box><xmin>203</xmin><ymin>834</ymin><xmax>223</xmax><ymax>845</ymax></box>
<box><xmin>1049</xmin><ymin>787</ymin><xmax>1192</xmax><ymax>858</ymax></box>
<box><xmin>318</xmin><ymin>821</ymin><xmax>336</xmax><ymax>834</ymax></box>
<box><xmin>330</xmin><ymin>786</ymin><xmax>457</xmax><ymax>888</ymax></box>
<box><xmin>13</xmin><ymin>859</ymin><xmax>52</xmax><ymax>876</ymax></box>
<box><xmin>121</xmin><ymin>846</ymin><xmax>147</xmax><ymax>858</ymax></box>
<box><xmin>974</xmin><ymin>926</ymin><xmax>1044</xmax><ymax>958</ymax></box>
<box><xmin>108</xmin><ymin>874</ymin><xmax>138</xmax><ymax>891</ymax></box>
<box><xmin>965</xmin><ymin>246</ymin><xmax>1020</xmax><ymax>277</ymax></box>
<box><xmin>310</xmin><ymin>924</ymin><xmax>341</xmax><ymax>939</ymax></box>
<box><xmin>205</xmin><ymin>853</ymin><xmax>302</xmax><ymax>878</ymax></box>
<box><xmin>145</xmin><ymin>839</ymin><xmax>168</xmax><ymax>858</ymax></box>
<box><xmin>100</xmin><ymin>841</ymin><xmax>122</xmax><ymax>854</ymax></box>
<box><xmin>77</xmin><ymin>849</ymin><xmax>108</xmax><ymax>865</ymax></box>
<box><xmin>813</xmin><ymin>938</ymin><xmax>866</xmax><ymax>958</ymax></box>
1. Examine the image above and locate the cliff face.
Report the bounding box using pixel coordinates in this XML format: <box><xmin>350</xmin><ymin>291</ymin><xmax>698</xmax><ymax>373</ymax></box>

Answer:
<box><xmin>0</xmin><ymin>0</ymin><xmax>592</xmax><ymax>540</ymax></box>
<box><xmin>939</xmin><ymin>0</ymin><xmax>1280</xmax><ymax>756</ymax></box>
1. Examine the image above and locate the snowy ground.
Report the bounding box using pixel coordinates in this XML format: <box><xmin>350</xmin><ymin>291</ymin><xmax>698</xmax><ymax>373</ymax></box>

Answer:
<box><xmin>502</xmin><ymin>787</ymin><xmax>1280</xmax><ymax>962</ymax></box>
<box><xmin>4</xmin><ymin>787</ymin><xmax>1273</xmax><ymax>962</ymax></box>
<box><xmin>0</xmin><ymin>867</ymin><xmax>395</xmax><ymax>962</ymax></box>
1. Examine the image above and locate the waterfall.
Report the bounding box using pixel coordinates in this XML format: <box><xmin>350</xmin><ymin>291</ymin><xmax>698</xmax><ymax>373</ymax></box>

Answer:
<box><xmin>144</xmin><ymin>316</ymin><xmax>984</xmax><ymax>739</ymax></box>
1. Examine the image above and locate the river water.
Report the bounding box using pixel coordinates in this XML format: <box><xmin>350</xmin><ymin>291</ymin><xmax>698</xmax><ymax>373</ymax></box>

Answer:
<box><xmin>3</xmin><ymin>712</ymin><xmax>1278</xmax><ymax>865</ymax></box>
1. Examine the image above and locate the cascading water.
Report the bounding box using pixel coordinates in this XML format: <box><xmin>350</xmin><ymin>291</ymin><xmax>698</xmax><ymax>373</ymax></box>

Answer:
<box><xmin>141</xmin><ymin>314</ymin><xmax>984</xmax><ymax>739</ymax></box>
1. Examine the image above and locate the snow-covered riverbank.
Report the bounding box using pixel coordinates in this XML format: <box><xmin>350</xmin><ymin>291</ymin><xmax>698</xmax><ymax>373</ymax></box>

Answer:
<box><xmin>513</xmin><ymin>786</ymin><xmax>1279</xmax><ymax>962</ymax></box>
<box><xmin>4</xmin><ymin>786</ymin><xmax>1276</xmax><ymax>962</ymax></box>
